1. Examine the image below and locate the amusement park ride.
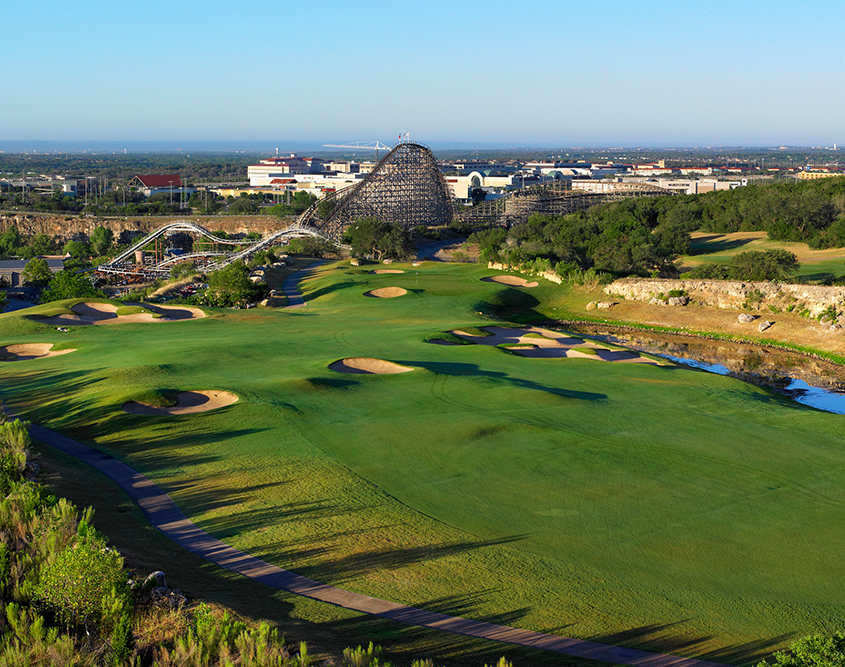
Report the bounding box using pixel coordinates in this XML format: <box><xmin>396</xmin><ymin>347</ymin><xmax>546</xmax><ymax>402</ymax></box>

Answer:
<box><xmin>96</xmin><ymin>142</ymin><xmax>673</xmax><ymax>281</ymax></box>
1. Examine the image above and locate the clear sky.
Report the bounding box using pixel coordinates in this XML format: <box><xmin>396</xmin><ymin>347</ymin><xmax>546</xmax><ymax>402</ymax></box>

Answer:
<box><xmin>3</xmin><ymin>0</ymin><xmax>842</xmax><ymax>148</ymax></box>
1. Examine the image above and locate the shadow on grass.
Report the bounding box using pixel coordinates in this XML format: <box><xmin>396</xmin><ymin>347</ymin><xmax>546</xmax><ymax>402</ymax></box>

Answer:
<box><xmin>591</xmin><ymin>622</ymin><xmax>791</xmax><ymax>666</ymax></box>
<box><xmin>402</xmin><ymin>360</ymin><xmax>607</xmax><ymax>402</ymax></box>
<box><xmin>689</xmin><ymin>236</ymin><xmax>757</xmax><ymax>255</ymax></box>
<box><xmin>301</xmin><ymin>279</ymin><xmax>360</xmax><ymax>301</ymax></box>
<box><xmin>296</xmin><ymin>534</ymin><xmax>527</xmax><ymax>585</ymax></box>
<box><xmin>0</xmin><ymin>366</ymin><xmax>267</xmax><ymax>475</ymax></box>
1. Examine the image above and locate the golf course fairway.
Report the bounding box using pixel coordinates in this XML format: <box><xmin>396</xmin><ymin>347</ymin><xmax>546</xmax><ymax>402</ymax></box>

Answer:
<box><xmin>1</xmin><ymin>260</ymin><xmax>843</xmax><ymax>664</ymax></box>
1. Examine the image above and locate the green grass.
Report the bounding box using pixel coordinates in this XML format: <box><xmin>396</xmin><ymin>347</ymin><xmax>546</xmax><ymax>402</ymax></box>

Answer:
<box><xmin>1</xmin><ymin>260</ymin><xmax>843</xmax><ymax>665</ymax></box>
<box><xmin>683</xmin><ymin>232</ymin><xmax>845</xmax><ymax>282</ymax></box>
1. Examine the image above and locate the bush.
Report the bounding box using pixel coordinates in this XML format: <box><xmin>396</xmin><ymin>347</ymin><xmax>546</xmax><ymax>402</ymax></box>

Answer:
<box><xmin>34</xmin><ymin>539</ymin><xmax>128</xmax><ymax>627</ymax></box>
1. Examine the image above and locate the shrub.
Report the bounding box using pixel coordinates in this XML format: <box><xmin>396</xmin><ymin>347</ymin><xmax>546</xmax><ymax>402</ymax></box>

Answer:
<box><xmin>34</xmin><ymin>539</ymin><xmax>128</xmax><ymax>627</ymax></box>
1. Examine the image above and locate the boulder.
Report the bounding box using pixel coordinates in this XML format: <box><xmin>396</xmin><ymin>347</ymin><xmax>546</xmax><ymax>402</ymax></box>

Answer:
<box><xmin>585</xmin><ymin>301</ymin><xmax>597</xmax><ymax>310</ymax></box>
<box><xmin>758</xmin><ymin>320</ymin><xmax>774</xmax><ymax>332</ymax></box>
<box><xmin>596</xmin><ymin>301</ymin><xmax>615</xmax><ymax>310</ymax></box>
<box><xmin>350</xmin><ymin>258</ymin><xmax>360</xmax><ymax>266</ymax></box>
<box><xmin>145</xmin><ymin>571</ymin><xmax>166</xmax><ymax>588</ymax></box>
<box><xmin>383</xmin><ymin>259</ymin><xmax>393</xmax><ymax>264</ymax></box>
<box><xmin>737</xmin><ymin>313</ymin><xmax>755</xmax><ymax>324</ymax></box>
<box><xmin>667</xmin><ymin>296</ymin><xmax>689</xmax><ymax>306</ymax></box>
<box><xmin>151</xmin><ymin>587</ymin><xmax>187</xmax><ymax>609</ymax></box>
<box><xmin>829</xmin><ymin>324</ymin><xmax>842</xmax><ymax>333</ymax></box>
<box><xmin>648</xmin><ymin>297</ymin><xmax>664</xmax><ymax>306</ymax></box>
<box><xmin>258</xmin><ymin>299</ymin><xmax>270</xmax><ymax>307</ymax></box>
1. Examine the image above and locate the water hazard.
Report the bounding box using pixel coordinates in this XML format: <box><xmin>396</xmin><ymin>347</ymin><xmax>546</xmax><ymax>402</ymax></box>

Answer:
<box><xmin>564</xmin><ymin>324</ymin><xmax>845</xmax><ymax>415</ymax></box>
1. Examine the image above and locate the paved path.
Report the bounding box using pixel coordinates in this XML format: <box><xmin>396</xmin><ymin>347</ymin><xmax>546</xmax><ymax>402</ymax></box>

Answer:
<box><xmin>17</xmin><ymin>415</ymin><xmax>727</xmax><ymax>667</ymax></box>
<box><xmin>282</xmin><ymin>260</ymin><xmax>326</xmax><ymax>309</ymax></box>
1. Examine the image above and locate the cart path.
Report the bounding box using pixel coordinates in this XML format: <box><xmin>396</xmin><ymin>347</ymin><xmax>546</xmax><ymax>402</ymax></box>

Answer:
<box><xmin>20</xmin><ymin>416</ymin><xmax>727</xmax><ymax>667</ymax></box>
<box><xmin>282</xmin><ymin>260</ymin><xmax>326</xmax><ymax>309</ymax></box>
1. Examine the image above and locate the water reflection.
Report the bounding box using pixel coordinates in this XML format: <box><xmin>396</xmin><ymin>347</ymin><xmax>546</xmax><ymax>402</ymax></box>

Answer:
<box><xmin>564</xmin><ymin>324</ymin><xmax>845</xmax><ymax>415</ymax></box>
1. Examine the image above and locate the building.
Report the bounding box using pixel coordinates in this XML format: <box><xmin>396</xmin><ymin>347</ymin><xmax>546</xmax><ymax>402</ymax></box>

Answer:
<box><xmin>0</xmin><ymin>257</ymin><xmax>65</xmax><ymax>287</ymax></box>
<box><xmin>247</xmin><ymin>156</ymin><xmax>329</xmax><ymax>186</ymax></box>
<box><xmin>127</xmin><ymin>174</ymin><xmax>186</xmax><ymax>197</ymax></box>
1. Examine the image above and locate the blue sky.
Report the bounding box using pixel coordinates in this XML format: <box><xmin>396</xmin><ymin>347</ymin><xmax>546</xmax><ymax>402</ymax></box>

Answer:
<box><xmin>2</xmin><ymin>0</ymin><xmax>842</xmax><ymax>147</ymax></box>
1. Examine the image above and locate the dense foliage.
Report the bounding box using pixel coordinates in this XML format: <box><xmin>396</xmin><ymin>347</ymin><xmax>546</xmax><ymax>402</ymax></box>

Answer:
<box><xmin>40</xmin><ymin>271</ymin><xmax>105</xmax><ymax>302</ymax></box>
<box><xmin>644</xmin><ymin>176</ymin><xmax>845</xmax><ymax>248</ymax></box>
<box><xmin>345</xmin><ymin>218</ymin><xmax>415</xmax><ymax>261</ymax></box>
<box><xmin>196</xmin><ymin>261</ymin><xmax>267</xmax><ymax>308</ymax></box>
<box><xmin>685</xmin><ymin>249</ymin><xmax>800</xmax><ymax>281</ymax></box>
<box><xmin>757</xmin><ymin>632</ymin><xmax>845</xmax><ymax>667</ymax></box>
<box><xmin>471</xmin><ymin>197</ymin><xmax>689</xmax><ymax>278</ymax></box>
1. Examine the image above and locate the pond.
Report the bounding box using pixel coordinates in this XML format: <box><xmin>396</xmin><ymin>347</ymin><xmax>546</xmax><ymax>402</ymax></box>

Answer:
<box><xmin>563</xmin><ymin>323</ymin><xmax>845</xmax><ymax>415</ymax></box>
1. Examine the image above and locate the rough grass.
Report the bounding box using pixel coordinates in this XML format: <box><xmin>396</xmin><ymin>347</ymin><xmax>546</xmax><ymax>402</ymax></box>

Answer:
<box><xmin>3</xmin><ymin>260</ymin><xmax>845</xmax><ymax>665</ymax></box>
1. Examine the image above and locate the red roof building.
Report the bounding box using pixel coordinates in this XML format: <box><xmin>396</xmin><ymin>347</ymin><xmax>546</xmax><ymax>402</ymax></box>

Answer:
<box><xmin>128</xmin><ymin>174</ymin><xmax>183</xmax><ymax>188</ymax></box>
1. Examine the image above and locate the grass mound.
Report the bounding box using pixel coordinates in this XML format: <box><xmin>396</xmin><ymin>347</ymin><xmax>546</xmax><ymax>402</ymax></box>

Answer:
<box><xmin>289</xmin><ymin>377</ymin><xmax>359</xmax><ymax>392</ymax></box>
<box><xmin>128</xmin><ymin>388</ymin><xmax>180</xmax><ymax>408</ymax></box>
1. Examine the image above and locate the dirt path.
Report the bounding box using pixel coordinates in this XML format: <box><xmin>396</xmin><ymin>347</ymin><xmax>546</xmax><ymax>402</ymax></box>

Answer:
<box><xmin>16</xmin><ymin>411</ymin><xmax>726</xmax><ymax>667</ymax></box>
<box><xmin>282</xmin><ymin>260</ymin><xmax>326</xmax><ymax>309</ymax></box>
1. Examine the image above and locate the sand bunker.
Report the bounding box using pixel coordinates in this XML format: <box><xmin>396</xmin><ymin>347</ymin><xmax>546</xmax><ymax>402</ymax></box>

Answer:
<box><xmin>0</xmin><ymin>343</ymin><xmax>75</xmax><ymax>361</ymax></box>
<box><xmin>482</xmin><ymin>275</ymin><xmax>539</xmax><ymax>288</ymax></box>
<box><xmin>37</xmin><ymin>302</ymin><xmax>205</xmax><ymax>326</ymax></box>
<box><xmin>329</xmin><ymin>358</ymin><xmax>414</xmax><ymax>374</ymax></box>
<box><xmin>372</xmin><ymin>269</ymin><xmax>405</xmax><ymax>274</ymax></box>
<box><xmin>365</xmin><ymin>287</ymin><xmax>407</xmax><ymax>298</ymax></box>
<box><xmin>450</xmin><ymin>326</ymin><xmax>658</xmax><ymax>364</ymax></box>
<box><xmin>123</xmin><ymin>390</ymin><xmax>238</xmax><ymax>416</ymax></box>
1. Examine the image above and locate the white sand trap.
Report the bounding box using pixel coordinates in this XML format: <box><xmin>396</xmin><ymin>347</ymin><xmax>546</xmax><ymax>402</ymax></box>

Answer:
<box><xmin>482</xmin><ymin>275</ymin><xmax>539</xmax><ymax>288</ymax></box>
<box><xmin>450</xmin><ymin>326</ymin><xmax>658</xmax><ymax>365</ymax></box>
<box><xmin>365</xmin><ymin>287</ymin><xmax>407</xmax><ymax>298</ymax></box>
<box><xmin>372</xmin><ymin>269</ymin><xmax>405</xmax><ymax>274</ymax></box>
<box><xmin>123</xmin><ymin>390</ymin><xmax>238</xmax><ymax>416</ymax></box>
<box><xmin>37</xmin><ymin>302</ymin><xmax>205</xmax><ymax>326</ymax></box>
<box><xmin>329</xmin><ymin>358</ymin><xmax>414</xmax><ymax>374</ymax></box>
<box><xmin>0</xmin><ymin>343</ymin><xmax>76</xmax><ymax>361</ymax></box>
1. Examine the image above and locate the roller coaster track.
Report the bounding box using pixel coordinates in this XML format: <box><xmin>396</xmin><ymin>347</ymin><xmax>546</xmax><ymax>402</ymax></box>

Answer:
<box><xmin>97</xmin><ymin>221</ymin><xmax>343</xmax><ymax>278</ymax></box>
<box><xmin>457</xmin><ymin>181</ymin><xmax>675</xmax><ymax>225</ymax></box>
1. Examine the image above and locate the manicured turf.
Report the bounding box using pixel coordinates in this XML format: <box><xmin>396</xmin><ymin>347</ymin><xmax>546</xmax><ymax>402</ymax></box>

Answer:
<box><xmin>2</xmin><ymin>261</ymin><xmax>844</xmax><ymax>665</ymax></box>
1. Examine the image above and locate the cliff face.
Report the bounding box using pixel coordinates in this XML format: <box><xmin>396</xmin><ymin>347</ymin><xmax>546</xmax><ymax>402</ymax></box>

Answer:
<box><xmin>0</xmin><ymin>212</ymin><xmax>291</xmax><ymax>241</ymax></box>
<box><xmin>605</xmin><ymin>278</ymin><xmax>845</xmax><ymax>317</ymax></box>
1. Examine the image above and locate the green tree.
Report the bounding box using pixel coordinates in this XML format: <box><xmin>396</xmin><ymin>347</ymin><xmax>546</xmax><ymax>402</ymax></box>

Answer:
<box><xmin>21</xmin><ymin>258</ymin><xmax>52</xmax><ymax>286</ymax></box>
<box><xmin>40</xmin><ymin>271</ymin><xmax>105</xmax><ymax>302</ymax></box>
<box><xmin>34</xmin><ymin>538</ymin><xmax>128</xmax><ymax>627</ymax></box>
<box><xmin>89</xmin><ymin>227</ymin><xmax>114</xmax><ymax>256</ymax></box>
<box><xmin>344</xmin><ymin>218</ymin><xmax>413</xmax><ymax>260</ymax></box>
<box><xmin>757</xmin><ymin>632</ymin><xmax>845</xmax><ymax>667</ymax></box>
<box><xmin>728</xmin><ymin>249</ymin><xmax>800</xmax><ymax>281</ymax></box>
<box><xmin>201</xmin><ymin>261</ymin><xmax>265</xmax><ymax>308</ymax></box>
<box><xmin>62</xmin><ymin>240</ymin><xmax>92</xmax><ymax>270</ymax></box>
<box><xmin>30</xmin><ymin>233</ymin><xmax>55</xmax><ymax>256</ymax></box>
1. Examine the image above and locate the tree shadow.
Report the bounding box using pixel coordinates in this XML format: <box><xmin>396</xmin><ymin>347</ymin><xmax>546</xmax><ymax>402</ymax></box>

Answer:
<box><xmin>689</xmin><ymin>236</ymin><xmax>757</xmax><ymax>254</ymax></box>
<box><xmin>591</xmin><ymin>622</ymin><xmax>792</xmax><ymax>666</ymax></box>
<box><xmin>400</xmin><ymin>360</ymin><xmax>607</xmax><ymax>402</ymax></box>
<box><xmin>296</xmin><ymin>534</ymin><xmax>527</xmax><ymax>585</ymax></box>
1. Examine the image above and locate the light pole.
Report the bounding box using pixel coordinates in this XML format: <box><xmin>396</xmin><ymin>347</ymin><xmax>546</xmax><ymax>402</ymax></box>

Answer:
<box><xmin>169</xmin><ymin>181</ymin><xmax>173</xmax><ymax>205</ymax></box>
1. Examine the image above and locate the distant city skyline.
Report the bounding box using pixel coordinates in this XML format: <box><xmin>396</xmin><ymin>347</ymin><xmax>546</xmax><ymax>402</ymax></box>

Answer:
<box><xmin>4</xmin><ymin>0</ymin><xmax>843</xmax><ymax>147</ymax></box>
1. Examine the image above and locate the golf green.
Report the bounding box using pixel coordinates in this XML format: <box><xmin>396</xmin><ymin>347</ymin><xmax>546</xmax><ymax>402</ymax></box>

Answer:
<box><xmin>2</xmin><ymin>261</ymin><xmax>843</xmax><ymax>663</ymax></box>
